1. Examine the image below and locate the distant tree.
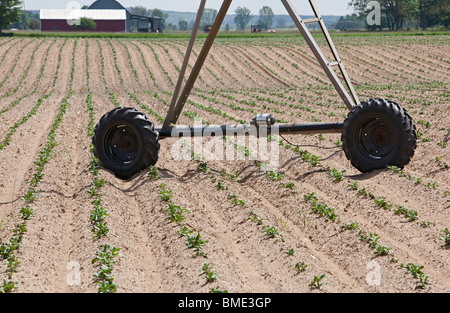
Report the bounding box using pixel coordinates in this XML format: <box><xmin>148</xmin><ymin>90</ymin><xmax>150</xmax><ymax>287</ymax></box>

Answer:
<box><xmin>418</xmin><ymin>0</ymin><xmax>449</xmax><ymax>29</ymax></box>
<box><xmin>178</xmin><ymin>19</ymin><xmax>188</xmax><ymax>31</ymax></box>
<box><xmin>81</xmin><ymin>5</ymin><xmax>89</xmax><ymax>9</ymax></box>
<box><xmin>234</xmin><ymin>6</ymin><xmax>252</xmax><ymax>31</ymax></box>
<box><xmin>0</xmin><ymin>0</ymin><xmax>23</xmax><ymax>33</ymax></box>
<box><xmin>18</xmin><ymin>9</ymin><xmax>29</xmax><ymax>29</ymax></box>
<box><xmin>129</xmin><ymin>6</ymin><xmax>150</xmax><ymax>16</ymax></box>
<box><xmin>334</xmin><ymin>14</ymin><xmax>367</xmax><ymax>30</ymax></box>
<box><xmin>72</xmin><ymin>17</ymin><xmax>96</xmax><ymax>30</ymax></box>
<box><xmin>28</xmin><ymin>18</ymin><xmax>39</xmax><ymax>30</ymax></box>
<box><xmin>349</xmin><ymin>0</ymin><xmax>421</xmax><ymax>30</ymax></box>
<box><xmin>258</xmin><ymin>6</ymin><xmax>274</xmax><ymax>30</ymax></box>
<box><xmin>10</xmin><ymin>7</ymin><xmax>30</xmax><ymax>30</ymax></box>
<box><xmin>275</xmin><ymin>16</ymin><xmax>287</xmax><ymax>28</ymax></box>
<box><xmin>151</xmin><ymin>8</ymin><xmax>168</xmax><ymax>30</ymax></box>
<box><xmin>200</xmin><ymin>8</ymin><xmax>217</xmax><ymax>28</ymax></box>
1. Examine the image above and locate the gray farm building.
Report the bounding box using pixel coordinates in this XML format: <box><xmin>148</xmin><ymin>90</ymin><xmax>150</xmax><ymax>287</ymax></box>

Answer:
<box><xmin>40</xmin><ymin>0</ymin><xmax>162</xmax><ymax>33</ymax></box>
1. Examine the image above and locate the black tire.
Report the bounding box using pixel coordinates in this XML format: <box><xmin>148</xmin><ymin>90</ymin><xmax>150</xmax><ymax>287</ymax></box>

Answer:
<box><xmin>92</xmin><ymin>107</ymin><xmax>160</xmax><ymax>180</ymax></box>
<box><xmin>341</xmin><ymin>98</ymin><xmax>416</xmax><ymax>173</ymax></box>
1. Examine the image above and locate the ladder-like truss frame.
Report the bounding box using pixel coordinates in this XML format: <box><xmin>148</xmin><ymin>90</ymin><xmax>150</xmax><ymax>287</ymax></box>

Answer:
<box><xmin>163</xmin><ymin>0</ymin><xmax>360</xmax><ymax>129</ymax></box>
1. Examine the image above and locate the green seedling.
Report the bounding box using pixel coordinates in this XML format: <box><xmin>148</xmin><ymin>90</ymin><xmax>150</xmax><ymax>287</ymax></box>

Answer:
<box><xmin>0</xmin><ymin>279</ymin><xmax>18</xmax><ymax>293</ymax></box>
<box><xmin>165</xmin><ymin>203</ymin><xmax>190</xmax><ymax>225</ymax></box>
<box><xmin>266</xmin><ymin>170</ymin><xmax>284</xmax><ymax>181</ymax></box>
<box><xmin>427</xmin><ymin>181</ymin><xmax>439</xmax><ymax>189</ymax></box>
<box><xmin>328</xmin><ymin>168</ymin><xmax>346</xmax><ymax>182</ymax></box>
<box><xmin>341</xmin><ymin>221</ymin><xmax>359</xmax><ymax>231</ymax></box>
<box><xmin>262</xmin><ymin>225</ymin><xmax>280</xmax><ymax>239</ymax></box>
<box><xmin>215</xmin><ymin>181</ymin><xmax>228</xmax><ymax>190</ymax></box>
<box><xmin>228</xmin><ymin>194</ymin><xmax>247</xmax><ymax>207</ymax></box>
<box><xmin>148</xmin><ymin>165</ymin><xmax>161</xmax><ymax>180</ymax></box>
<box><xmin>420</xmin><ymin>220</ymin><xmax>432</xmax><ymax>228</ymax></box>
<box><xmin>295</xmin><ymin>262</ymin><xmax>307</xmax><ymax>273</ymax></box>
<box><xmin>400</xmin><ymin>263</ymin><xmax>429</xmax><ymax>289</ymax></box>
<box><xmin>92</xmin><ymin>244</ymin><xmax>122</xmax><ymax>293</ymax></box>
<box><xmin>19</xmin><ymin>206</ymin><xmax>34</xmax><ymax>220</ymax></box>
<box><xmin>209</xmin><ymin>287</ymin><xmax>228</xmax><ymax>293</ymax></box>
<box><xmin>311</xmin><ymin>202</ymin><xmax>338</xmax><ymax>222</ymax></box>
<box><xmin>248</xmin><ymin>211</ymin><xmax>263</xmax><ymax>225</ymax></box>
<box><xmin>394</xmin><ymin>206</ymin><xmax>418</xmax><ymax>221</ymax></box>
<box><xmin>387</xmin><ymin>165</ymin><xmax>404</xmax><ymax>176</ymax></box>
<box><xmin>202</xmin><ymin>263</ymin><xmax>220</xmax><ymax>283</ymax></box>
<box><xmin>186</xmin><ymin>232</ymin><xmax>209</xmax><ymax>257</ymax></box>
<box><xmin>374</xmin><ymin>196</ymin><xmax>392</xmax><ymax>210</ymax></box>
<box><xmin>23</xmin><ymin>189</ymin><xmax>38</xmax><ymax>204</ymax></box>
<box><xmin>159</xmin><ymin>189</ymin><xmax>173</xmax><ymax>202</ymax></box>
<box><xmin>348</xmin><ymin>181</ymin><xmax>358</xmax><ymax>190</ymax></box>
<box><xmin>374</xmin><ymin>244</ymin><xmax>391</xmax><ymax>256</ymax></box>
<box><xmin>285</xmin><ymin>248</ymin><xmax>295</xmax><ymax>256</ymax></box>
<box><xmin>357</xmin><ymin>188</ymin><xmax>374</xmax><ymax>198</ymax></box>
<box><xmin>198</xmin><ymin>162</ymin><xmax>209</xmax><ymax>173</ymax></box>
<box><xmin>439</xmin><ymin>228</ymin><xmax>450</xmax><ymax>245</ymax></box>
<box><xmin>177</xmin><ymin>226</ymin><xmax>193</xmax><ymax>237</ymax></box>
<box><xmin>360</xmin><ymin>231</ymin><xmax>391</xmax><ymax>256</ymax></box>
<box><xmin>309</xmin><ymin>274</ymin><xmax>326</xmax><ymax>289</ymax></box>
<box><xmin>304</xmin><ymin>192</ymin><xmax>317</xmax><ymax>203</ymax></box>
<box><xmin>281</xmin><ymin>181</ymin><xmax>295</xmax><ymax>189</ymax></box>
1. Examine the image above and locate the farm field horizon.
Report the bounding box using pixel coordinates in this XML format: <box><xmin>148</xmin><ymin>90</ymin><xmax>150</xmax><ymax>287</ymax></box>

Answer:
<box><xmin>0</xmin><ymin>32</ymin><xmax>448</xmax><ymax>293</ymax></box>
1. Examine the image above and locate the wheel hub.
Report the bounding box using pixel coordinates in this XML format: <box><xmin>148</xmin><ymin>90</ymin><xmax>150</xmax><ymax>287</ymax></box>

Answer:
<box><xmin>106</xmin><ymin>125</ymin><xmax>139</xmax><ymax>165</ymax></box>
<box><xmin>359</xmin><ymin>119</ymin><xmax>394</xmax><ymax>159</ymax></box>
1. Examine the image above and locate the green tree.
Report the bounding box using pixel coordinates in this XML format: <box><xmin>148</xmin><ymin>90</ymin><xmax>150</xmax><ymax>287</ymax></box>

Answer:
<box><xmin>0</xmin><ymin>0</ymin><xmax>23</xmax><ymax>33</ymax></box>
<box><xmin>200</xmin><ymin>8</ymin><xmax>217</xmax><ymax>29</ymax></box>
<box><xmin>234</xmin><ymin>6</ymin><xmax>252</xmax><ymax>31</ymax></box>
<box><xmin>258</xmin><ymin>6</ymin><xmax>274</xmax><ymax>30</ymax></box>
<box><xmin>28</xmin><ymin>18</ymin><xmax>39</xmax><ymax>30</ymax></box>
<box><xmin>151</xmin><ymin>8</ymin><xmax>168</xmax><ymax>30</ymax></box>
<box><xmin>178</xmin><ymin>19</ymin><xmax>188</xmax><ymax>31</ymax></box>
<box><xmin>349</xmin><ymin>0</ymin><xmax>420</xmax><ymax>30</ymax></box>
<box><xmin>418</xmin><ymin>0</ymin><xmax>450</xmax><ymax>28</ymax></box>
<box><xmin>72</xmin><ymin>17</ymin><xmax>96</xmax><ymax>30</ymax></box>
<box><xmin>129</xmin><ymin>6</ymin><xmax>150</xmax><ymax>16</ymax></box>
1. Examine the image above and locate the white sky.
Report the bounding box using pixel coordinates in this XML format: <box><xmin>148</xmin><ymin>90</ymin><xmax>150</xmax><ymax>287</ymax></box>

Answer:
<box><xmin>23</xmin><ymin>0</ymin><xmax>354</xmax><ymax>16</ymax></box>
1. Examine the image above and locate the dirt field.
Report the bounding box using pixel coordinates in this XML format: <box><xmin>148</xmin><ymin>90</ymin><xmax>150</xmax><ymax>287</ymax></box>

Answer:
<box><xmin>0</xmin><ymin>33</ymin><xmax>448</xmax><ymax>293</ymax></box>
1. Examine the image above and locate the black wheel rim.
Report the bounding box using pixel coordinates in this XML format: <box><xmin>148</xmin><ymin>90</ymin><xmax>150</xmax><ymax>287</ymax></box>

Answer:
<box><xmin>105</xmin><ymin>125</ymin><xmax>139</xmax><ymax>165</ymax></box>
<box><xmin>356</xmin><ymin>118</ymin><xmax>396</xmax><ymax>160</ymax></box>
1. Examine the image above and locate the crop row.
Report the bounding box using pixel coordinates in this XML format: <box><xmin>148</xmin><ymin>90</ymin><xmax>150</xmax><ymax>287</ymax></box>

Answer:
<box><xmin>85</xmin><ymin>38</ymin><xmax>121</xmax><ymax>293</ymax></box>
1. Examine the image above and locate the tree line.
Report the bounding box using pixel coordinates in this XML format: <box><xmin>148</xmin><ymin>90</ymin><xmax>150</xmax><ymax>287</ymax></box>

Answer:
<box><xmin>339</xmin><ymin>0</ymin><xmax>449</xmax><ymax>30</ymax></box>
<box><xmin>0</xmin><ymin>0</ymin><xmax>448</xmax><ymax>33</ymax></box>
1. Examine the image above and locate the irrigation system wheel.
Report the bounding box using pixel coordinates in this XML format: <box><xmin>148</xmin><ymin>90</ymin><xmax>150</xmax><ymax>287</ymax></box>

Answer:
<box><xmin>92</xmin><ymin>108</ymin><xmax>160</xmax><ymax>180</ymax></box>
<box><xmin>341</xmin><ymin>98</ymin><xmax>417</xmax><ymax>173</ymax></box>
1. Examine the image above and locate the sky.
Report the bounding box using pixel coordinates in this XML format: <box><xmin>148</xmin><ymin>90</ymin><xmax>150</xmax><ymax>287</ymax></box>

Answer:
<box><xmin>23</xmin><ymin>0</ymin><xmax>354</xmax><ymax>16</ymax></box>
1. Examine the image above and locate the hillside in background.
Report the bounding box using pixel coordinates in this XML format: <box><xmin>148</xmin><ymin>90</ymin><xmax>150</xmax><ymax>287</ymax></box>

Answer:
<box><xmin>163</xmin><ymin>11</ymin><xmax>341</xmax><ymax>30</ymax></box>
<box><xmin>23</xmin><ymin>9</ymin><xmax>341</xmax><ymax>31</ymax></box>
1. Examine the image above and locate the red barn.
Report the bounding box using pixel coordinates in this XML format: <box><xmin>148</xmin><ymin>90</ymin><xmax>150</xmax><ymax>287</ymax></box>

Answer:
<box><xmin>40</xmin><ymin>9</ymin><xmax>127</xmax><ymax>32</ymax></box>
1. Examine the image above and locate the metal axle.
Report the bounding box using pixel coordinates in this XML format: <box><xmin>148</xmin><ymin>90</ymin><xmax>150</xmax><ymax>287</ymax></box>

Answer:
<box><xmin>156</xmin><ymin>122</ymin><xmax>344</xmax><ymax>138</ymax></box>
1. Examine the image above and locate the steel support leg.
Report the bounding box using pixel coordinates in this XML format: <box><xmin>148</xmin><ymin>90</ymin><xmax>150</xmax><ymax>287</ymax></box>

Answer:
<box><xmin>167</xmin><ymin>0</ymin><xmax>233</xmax><ymax>126</ymax></box>
<box><xmin>281</xmin><ymin>0</ymin><xmax>358</xmax><ymax>110</ymax></box>
<box><xmin>163</xmin><ymin>0</ymin><xmax>206</xmax><ymax>129</ymax></box>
